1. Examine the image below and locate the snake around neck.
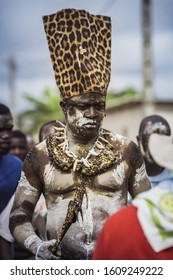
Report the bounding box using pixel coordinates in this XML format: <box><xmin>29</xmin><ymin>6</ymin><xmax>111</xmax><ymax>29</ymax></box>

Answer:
<box><xmin>46</xmin><ymin>123</ymin><xmax>117</xmax><ymax>176</ymax></box>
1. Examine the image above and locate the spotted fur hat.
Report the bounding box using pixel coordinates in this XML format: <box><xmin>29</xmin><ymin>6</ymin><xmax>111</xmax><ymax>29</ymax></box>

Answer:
<box><xmin>42</xmin><ymin>9</ymin><xmax>111</xmax><ymax>100</ymax></box>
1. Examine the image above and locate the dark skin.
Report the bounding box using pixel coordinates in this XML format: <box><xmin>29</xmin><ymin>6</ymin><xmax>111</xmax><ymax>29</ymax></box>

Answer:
<box><xmin>0</xmin><ymin>237</ymin><xmax>14</xmax><ymax>260</ymax></box>
<box><xmin>9</xmin><ymin>137</ymin><xmax>28</xmax><ymax>161</ymax></box>
<box><xmin>0</xmin><ymin>113</ymin><xmax>13</xmax><ymax>155</ymax></box>
<box><xmin>0</xmin><ymin>112</ymin><xmax>14</xmax><ymax>259</ymax></box>
<box><xmin>40</xmin><ymin>125</ymin><xmax>57</xmax><ymax>142</ymax></box>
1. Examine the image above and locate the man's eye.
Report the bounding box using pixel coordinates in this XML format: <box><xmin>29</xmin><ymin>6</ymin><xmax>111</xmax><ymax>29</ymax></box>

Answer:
<box><xmin>76</xmin><ymin>105</ymin><xmax>88</xmax><ymax>110</ymax></box>
<box><xmin>95</xmin><ymin>104</ymin><xmax>105</xmax><ymax>110</ymax></box>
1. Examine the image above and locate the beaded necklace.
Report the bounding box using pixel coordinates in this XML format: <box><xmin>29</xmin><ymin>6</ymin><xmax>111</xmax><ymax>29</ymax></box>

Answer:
<box><xmin>46</xmin><ymin>122</ymin><xmax>117</xmax><ymax>176</ymax></box>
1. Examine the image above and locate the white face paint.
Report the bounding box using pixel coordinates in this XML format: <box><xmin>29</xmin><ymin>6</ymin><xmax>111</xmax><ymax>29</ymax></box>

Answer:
<box><xmin>144</xmin><ymin>121</ymin><xmax>167</xmax><ymax>135</ymax></box>
<box><xmin>112</xmin><ymin>162</ymin><xmax>126</xmax><ymax>185</ymax></box>
<box><xmin>18</xmin><ymin>171</ymin><xmax>38</xmax><ymax>196</ymax></box>
<box><xmin>24</xmin><ymin>234</ymin><xmax>42</xmax><ymax>254</ymax></box>
<box><xmin>78</xmin><ymin>193</ymin><xmax>94</xmax><ymax>236</ymax></box>
<box><xmin>110</xmin><ymin>132</ymin><xmax>126</xmax><ymax>145</ymax></box>
<box><xmin>67</xmin><ymin>110</ymin><xmax>97</xmax><ymax>128</ymax></box>
<box><xmin>134</xmin><ymin>163</ymin><xmax>148</xmax><ymax>189</ymax></box>
<box><xmin>43</xmin><ymin>163</ymin><xmax>56</xmax><ymax>188</ymax></box>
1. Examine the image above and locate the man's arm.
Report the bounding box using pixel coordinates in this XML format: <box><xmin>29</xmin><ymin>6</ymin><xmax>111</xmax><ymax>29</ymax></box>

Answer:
<box><xmin>9</xmin><ymin>148</ymin><xmax>59</xmax><ymax>259</ymax></box>
<box><xmin>128</xmin><ymin>141</ymin><xmax>151</xmax><ymax>198</ymax></box>
<box><xmin>9</xmin><ymin>167</ymin><xmax>42</xmax><ymax>254</ymax></box>
<box><xmin>9</xmin><ymin>148</ymin><xmax>43</xmax><ymax>254</ymax></box>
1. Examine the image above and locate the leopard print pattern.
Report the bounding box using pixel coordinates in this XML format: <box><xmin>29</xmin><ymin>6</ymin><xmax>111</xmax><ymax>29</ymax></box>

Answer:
<box><xmin>42</xmin><ymin>9</ymin><xmax>111</xmax><ymax>100</ymax></box>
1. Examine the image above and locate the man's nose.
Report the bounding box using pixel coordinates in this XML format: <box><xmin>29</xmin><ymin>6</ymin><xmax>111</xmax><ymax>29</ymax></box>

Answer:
<box><xmin>1</xmin><ymin>131</ymin><xmax>11</xmax><ymax>139</ymax></box>
<box><xmin>85</xmin><ymin>106</ymin><xmax>98</xmax><ymax>118</ymax></box>
<box><xmin>12</xmin><ymin>149</ymin><xmax>21</xmax><ymax>158</ymax></box>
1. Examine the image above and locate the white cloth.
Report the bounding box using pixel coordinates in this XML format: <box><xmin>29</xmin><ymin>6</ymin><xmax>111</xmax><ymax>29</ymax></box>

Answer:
<box><xmin>0</xmin><ymin>195</ymin><xmax>14</xmax><ymax>242</ymax></box>
<box><xmin>132</xmin><ymin>178</ymin><xmax>173</xmax><ymax>252</ymax></box>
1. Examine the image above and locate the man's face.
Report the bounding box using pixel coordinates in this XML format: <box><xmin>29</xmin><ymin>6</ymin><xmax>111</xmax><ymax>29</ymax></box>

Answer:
<box><xmin>0</xmin><ymin>113</ymin><xmax>13</xmax><ymax>155</ymax></box>
<box><xmin>9</xmin><ymin>137</ymin><xmax>28</xmax><ymax>161</ymax></box>
<box><xmin>62</xmin><ymin>92</ymin><xmax>106</xmax><ymax>141</ymax></box>
<box><xmin>139</xmin><ymin>120</ymin><xmax>169</xmax><ymax>164</ymax></box>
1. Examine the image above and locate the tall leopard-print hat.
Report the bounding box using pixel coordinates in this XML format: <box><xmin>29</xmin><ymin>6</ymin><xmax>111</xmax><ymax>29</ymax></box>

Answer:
<box><xmin>42</xmin><ymin>9</ymin><xmax>112</xmax><ymax>100</ymax></box>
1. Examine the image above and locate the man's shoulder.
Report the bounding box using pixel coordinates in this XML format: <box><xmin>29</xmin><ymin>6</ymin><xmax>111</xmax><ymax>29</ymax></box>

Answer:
<box><xmin>25</xmin><ymin>141</ymin><xmax>49</xmax><ymax>168</ymax></box>
<box><xmin>34</xmin><ymin>140</ymin><xmax>49</xmax><ymax>159</ymax></box>
<box><xmin>102</xmin><ymin>128</ymin><xmax>143</xmax><ymax>167</ymax></box>
<box><xmin>102</xmin><ymin>128</ymin><xmax>133</xmax><ymax>146</ymax></box>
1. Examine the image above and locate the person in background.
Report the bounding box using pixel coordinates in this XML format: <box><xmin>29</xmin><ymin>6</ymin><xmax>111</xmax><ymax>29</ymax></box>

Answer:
<box><xmin>0</xmin><ymin>104</ymin><xmax>22</xmax><ymax>259</ymax></box>
<box><xmin>0</xmin><ymin>125</ymin><xmax>51</xmax><ymax>259</ymax></box>
<box><xmin>9</xmin><ymin>9</ymin><xmax>150</xmax><ymax>260</ymax></box>
<box><xmin>9</xmin><ymin>129</ymin><xmax>34</xmax><ymax>259</ymax></box>
<box><xmin>93</xmin><ymin>132</ymin><xmax>173</xmax><ymax>260</ymax></box>
<box><xmin>26</xmin><ymin>134</ymin><xmax>35</xmax><ymax>149</ymax></box>
<box><xmin>137</xmin><ymin>114</ymin><xmax>172</xmax><ymax>187</ymax></box>
<box><xmin>9</xmin><ymin>130</ymin><xmax>28</xmax><ymax>161</ymax></box>
<box><xmin>0</xmin><ymin>121</ymin><xmax>61</xmax><ymax>259</ymax></box>
<box><xmin>38</xmin><ymin>120</ymin><xmax>64</xmax><ymax>143</ymax></box>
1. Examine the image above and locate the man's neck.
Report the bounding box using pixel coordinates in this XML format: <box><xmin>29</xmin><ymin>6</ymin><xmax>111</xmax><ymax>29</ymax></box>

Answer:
<box><xmin>66</xmin><ymin>127</ymin><xmax>99</xmax><ymax>156</ymax></box>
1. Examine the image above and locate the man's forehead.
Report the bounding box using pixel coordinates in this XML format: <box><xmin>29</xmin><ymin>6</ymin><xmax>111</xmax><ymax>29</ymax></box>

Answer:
<box><xmin>11</xmin><ymin>137</ymin><xmax>26</xmax><ymax>143</ymax></box>
<box><xmin>67</xmin><ymin>92</ymin><xmax>106</xmax><ymax>103</ymax></box>
<box><xmin>0</xmin><ymin>113</ymin><xmax>13</xmax><ymax>124</ymax></box>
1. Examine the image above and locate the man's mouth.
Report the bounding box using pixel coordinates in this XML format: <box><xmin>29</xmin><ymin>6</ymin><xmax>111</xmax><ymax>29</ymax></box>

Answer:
<box><xmin>0</xmin><ymin>141</ymin><xmax>11</xmax><ymax>148</ymax></box>
<box><xmin>83</xmin><ymin>122</ymin><xmax>98</xmax><ymax>128</ymax></box>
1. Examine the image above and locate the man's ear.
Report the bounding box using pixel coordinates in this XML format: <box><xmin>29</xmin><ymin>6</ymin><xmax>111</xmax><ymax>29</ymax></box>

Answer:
<box><xmin>60</xmin><ymin>100</ymin><xmax>67</xmax><ymax>114</ymax></box>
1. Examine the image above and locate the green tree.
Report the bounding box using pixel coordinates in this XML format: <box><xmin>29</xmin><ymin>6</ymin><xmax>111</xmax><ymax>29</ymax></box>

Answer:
<box><xmin>18</xmin><ymin>88</ymin><xmax>64</xmax><ymax>135</ymax></box>
<box><xmin>106</xmin><ymin>87</ymin><xmax>142</xmax><ymax>107</ymax></box>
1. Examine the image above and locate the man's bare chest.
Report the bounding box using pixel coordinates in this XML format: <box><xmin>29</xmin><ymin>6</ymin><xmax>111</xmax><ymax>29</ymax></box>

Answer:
<box><xmin>43</xmin><ymin>161</ymin><xmax>129</xmax><ymax>196</ymax></box>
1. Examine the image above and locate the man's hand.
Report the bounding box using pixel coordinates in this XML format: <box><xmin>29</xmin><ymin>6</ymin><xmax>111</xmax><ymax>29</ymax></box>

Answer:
<box><xmin>35</xmin><ymin>239</ymin><xmax>61</xmax><ymax>260</ymax></box>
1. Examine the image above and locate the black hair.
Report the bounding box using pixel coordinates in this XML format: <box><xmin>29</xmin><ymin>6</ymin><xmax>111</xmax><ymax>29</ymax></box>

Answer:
<box><xmin>12</xmin><ymin>130</ymin><xmax>27</xmax><ymax>141</ymax></box>
<box><xmin>0</xmin><ymin>103</ymin><xmax>11</xmax><ymax>115</ymax></box>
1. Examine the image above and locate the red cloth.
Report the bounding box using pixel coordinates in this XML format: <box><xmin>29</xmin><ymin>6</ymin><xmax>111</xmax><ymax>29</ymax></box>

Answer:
<box><xmin>92</xmin><ymin>205</ymin><xmax>173</xmax><ymax>260</ymax></box>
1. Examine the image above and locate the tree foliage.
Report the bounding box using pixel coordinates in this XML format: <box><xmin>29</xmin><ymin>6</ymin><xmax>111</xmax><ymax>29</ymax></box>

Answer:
<box><xmin>106</xmin><ymin>87</ymin><xmax>142</xmax><ymax>107</ymax></box>
<box><xmin>18</xmin><ymin>88</ymin><xmax>64</xmax><ymax>135</ymax></box>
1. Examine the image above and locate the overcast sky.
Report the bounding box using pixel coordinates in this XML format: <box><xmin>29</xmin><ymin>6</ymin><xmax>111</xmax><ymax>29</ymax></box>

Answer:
<box><xmin>0</xmin><ymin>0</ymin><xmax>173</xmax><ymax>113</ymax></box>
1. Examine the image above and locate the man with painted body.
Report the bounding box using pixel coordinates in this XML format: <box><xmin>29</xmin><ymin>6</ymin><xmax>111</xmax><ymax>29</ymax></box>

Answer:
<box><xmin>9</xmin><ymin>9</ymin><xmax>150</xmax><ymax>260</ymax></box>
